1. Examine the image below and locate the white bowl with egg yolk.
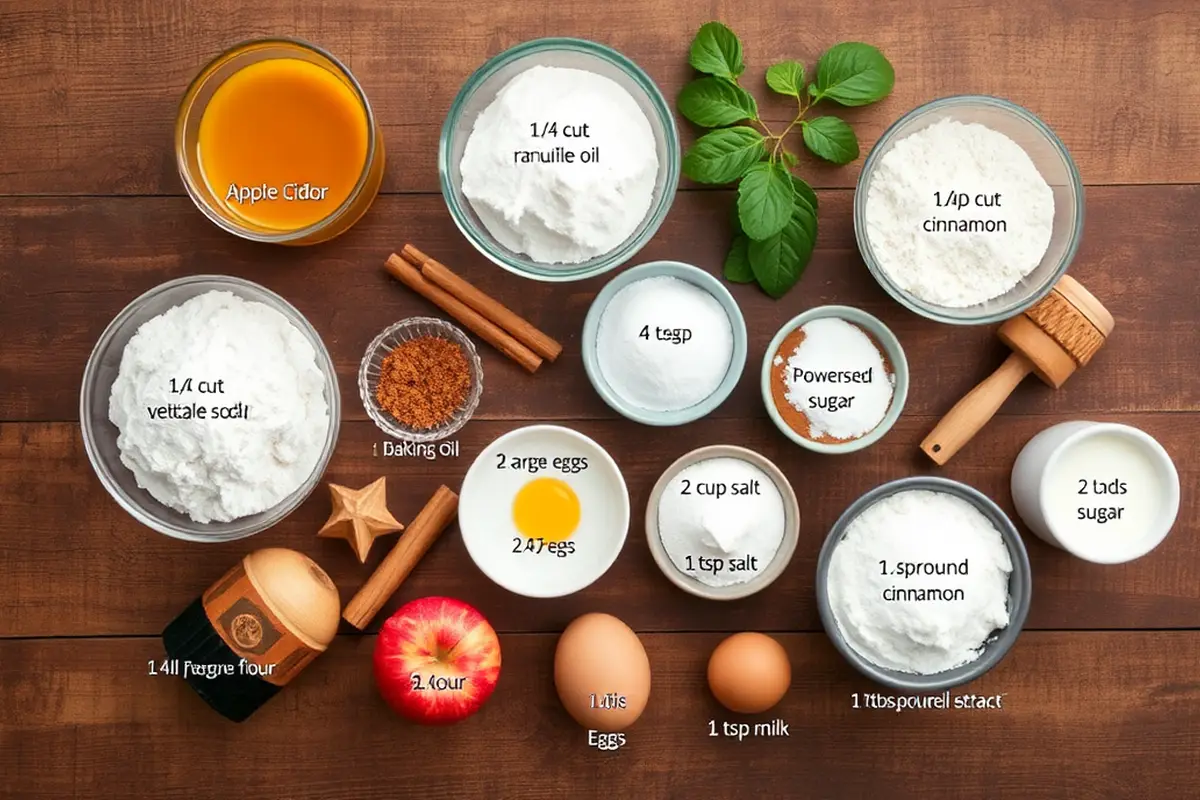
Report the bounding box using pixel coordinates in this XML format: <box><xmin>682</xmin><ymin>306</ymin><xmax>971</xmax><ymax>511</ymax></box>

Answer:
<box><xmin>459</xmin><ymin>425</ymin><xmax>630</xmax><ymax>598</ymax></box>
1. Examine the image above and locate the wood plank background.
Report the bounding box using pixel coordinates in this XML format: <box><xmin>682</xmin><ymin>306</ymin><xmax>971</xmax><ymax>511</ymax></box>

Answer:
<box><xmin>1</xmin><ymin>1</ymin><xmax>1197</xmax><ymax>798</ymax></box>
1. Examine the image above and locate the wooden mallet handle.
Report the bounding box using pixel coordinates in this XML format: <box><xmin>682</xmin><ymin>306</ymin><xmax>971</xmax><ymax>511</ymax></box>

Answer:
<box><xmin>921</xmin><ymin>352</ymin><xmax>1034</xmax><ymax>465</ymax></box>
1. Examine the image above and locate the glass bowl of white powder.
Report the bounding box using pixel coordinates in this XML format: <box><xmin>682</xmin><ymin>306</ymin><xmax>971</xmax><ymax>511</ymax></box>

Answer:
<box><xmin>80</xmin><ymin>275</ymin><xmax>340</xmax><ymax>542</ymax></box>
<box><xmin>816</xmin><ymin>477</ymin><xmax>1032</xmax><ymax>691</ymax></box>
<box><xmin>439</xmin><ymin>38</ymin><xmax>680</xmax><ymax>282</ymax></box>
<box><xmin>855</xmin><ymin>95</ymin><xmax>1083</xmax><ymax>324</ymax></box>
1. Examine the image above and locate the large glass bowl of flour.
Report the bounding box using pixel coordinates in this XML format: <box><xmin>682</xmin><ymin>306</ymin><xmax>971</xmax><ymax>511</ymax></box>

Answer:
<box><xmin>440</xmin><ymin>38</ymin><xmax>680</xmax><ymax>282</ymax></box>
<box><xmin>855</xmin><ymin>95</ymin><xmax>1083</xmax><ymax>324</ymax></box>
<box><xmin>80</xmin><ymin>275</ymin><xmax>340</xmax><ymax>542</ymax></box>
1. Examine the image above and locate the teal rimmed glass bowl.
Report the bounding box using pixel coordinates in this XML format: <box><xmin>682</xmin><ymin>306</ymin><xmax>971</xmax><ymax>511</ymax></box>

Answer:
<box><xmin>854</xmin><ymin>95</ymin><xmax>1083</xmax><ymax>324</ymax></box>
<box><xmin>439</xmin><ymin>38</ymin><xmax>680</xmax><ymax>282</ymax></box>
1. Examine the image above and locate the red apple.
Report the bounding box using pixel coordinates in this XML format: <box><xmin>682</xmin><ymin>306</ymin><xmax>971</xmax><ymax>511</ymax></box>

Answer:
<box><xmin>373</xmin><ymin>596</ymin><xmax>501</xmax><ymax>725</ymax></box>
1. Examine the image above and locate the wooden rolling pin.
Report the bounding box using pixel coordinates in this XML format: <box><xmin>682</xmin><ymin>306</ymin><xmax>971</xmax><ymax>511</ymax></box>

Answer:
<box><xmin>343</xmin><ymin>485</ymin><xmax>459</xmax><ymax>629</ymax></box>
<box><xmin>921</xmin><ymin>275</ymin><xmax>1115</xmax><ymax>465</ymax></box>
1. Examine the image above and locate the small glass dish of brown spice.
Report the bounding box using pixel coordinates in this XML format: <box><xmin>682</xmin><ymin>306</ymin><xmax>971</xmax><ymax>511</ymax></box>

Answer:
<box><xmin>359</xmin><ymin>317</ymin><xmax>483</xmax><ymax>442</ymax></box>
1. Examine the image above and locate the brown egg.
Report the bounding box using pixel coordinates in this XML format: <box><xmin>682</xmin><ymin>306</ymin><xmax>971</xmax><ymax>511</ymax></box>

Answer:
<box><xmin>554</xmin><ymin>613</ymin><xmax>651</xmax><ymax>731</ymax></box>
<box><xmin>707</xmin><ymin>632</ymin><xmax>791</xmax><ymax>714</ymax></box>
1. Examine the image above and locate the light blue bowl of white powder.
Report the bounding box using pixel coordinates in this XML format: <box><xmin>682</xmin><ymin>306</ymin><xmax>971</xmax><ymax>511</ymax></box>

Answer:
<box><xmin>582</xmin><ymin>261</ymin><xmax>748</xmax><ymax>426</ymax></box>
<box><xmin>762</xmin><ymin>305</ymin><xmax>908</xmax><ymax>453</ymax></box>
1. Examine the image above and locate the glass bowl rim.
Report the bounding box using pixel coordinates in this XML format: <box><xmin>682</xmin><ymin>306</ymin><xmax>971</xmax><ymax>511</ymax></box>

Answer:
<box><xmin>79</xmin><ymin>274</ymin><xmax>341</xmax><ymax>542</ymax></box>
<box><xmin>174</xmin><ymin>36</ymin><xmax>380</xmax><ymax>244</ymax></box>
<box><xmin>357</xmin><ymin>316</ymin><xmax>484</xmax><ymax>443</ymax></box>
<box><xmin>437</xmin><ymin>36</ymin><xmax>681</xmax><ymax>283</ymax></box>
<box><xmin>853</xmin><ymin>94</ymin><xmax>1084</xmax><ymax>325</ymax></box>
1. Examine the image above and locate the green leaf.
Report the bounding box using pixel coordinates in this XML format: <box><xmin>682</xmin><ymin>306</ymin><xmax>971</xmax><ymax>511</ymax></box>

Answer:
<box><xmin>812</xmin><ymin>42</ymin><xmax>895</xmax><ymax>106</ymax></box>
<box><xmin>682</xmin><ymin>126</ymin><xmax>766</xmax><ymax>184</ymax></box>
<box><xmin>689</xmin><ymin>22</ymin><xmax>745</xmax><ymax>80</ymax></box>
<box><xmin>791</xmin><ymin>174</ymin><xmax>818</xmax><ymax>214</ymax></box>
<box><xmin>737</xmin><ymin>162</ymin><xmax>795</xmax><ymax>240</ymax></box>
<box><xmin>801</xmin><ymin>116</ymin><xmax>860</xmax><ymax>165</ymax></box>
<box><xmin>677</xmin><ymin>77</ymin><xmax>758</xmax><ymax>127</ymax></box>
<box><xmin>748</xmin><ymin>200</ymin><xmax>818</xmax><ymax>298</ymax></box>
<box><xmin>781</xmin><ymin>151</ymin><xmax>799</xmax><ymax>168</ymax></box>
<box><xmin>723</xmin><ymin>236</ymin><xmax>755</xmax><ymax>283</ymax></box>
<box><xmin>765</xmin><ymin>60</ymin><xmax>805</xmax><ymax>97</ymax></box>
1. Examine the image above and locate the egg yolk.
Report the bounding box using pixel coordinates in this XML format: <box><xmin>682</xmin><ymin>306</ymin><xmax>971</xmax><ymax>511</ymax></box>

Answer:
<box><xmin>512</xmin><ymin>477</ymin><xmax>580</xmax><ymax>542</ymax></box>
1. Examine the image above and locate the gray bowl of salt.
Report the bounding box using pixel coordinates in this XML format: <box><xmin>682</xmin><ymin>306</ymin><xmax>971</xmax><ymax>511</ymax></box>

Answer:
<box><xmin>816</xmin><ymin>476</ymin><xmax>1032</xmax><ymax>691</ymax></box>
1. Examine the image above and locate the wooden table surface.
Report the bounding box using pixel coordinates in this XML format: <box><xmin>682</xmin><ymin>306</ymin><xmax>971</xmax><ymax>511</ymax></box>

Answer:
<box><xmin>2</xmin><ymin>1</ymin><xmax>1198</xmax><ymax>798</ymax></box>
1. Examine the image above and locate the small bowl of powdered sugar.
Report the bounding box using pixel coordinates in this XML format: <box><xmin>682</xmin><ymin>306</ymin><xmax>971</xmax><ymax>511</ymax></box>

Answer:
<box><xmin>816</xmin><ymin>476</ymin><xmax>1032</xmax><ymax>691</ymax></box>
<box><xmin>440</xmin><ymin>38</ymin><xmax>680</xmax><ymax>282</ymax></box>
<box><xmin>855</xmin><ymin>95</ymin><xmax>1083</xmax><ymax>324</ymax></box>
<box><xmin>762</xmin><ymin>305</ymin><xmax>908</xmax><ymax>453</ymax></box>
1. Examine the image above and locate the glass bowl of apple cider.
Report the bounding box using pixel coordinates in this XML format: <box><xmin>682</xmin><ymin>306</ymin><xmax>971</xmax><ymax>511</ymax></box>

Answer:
<box><xmin>175</xmin><ymin>38</ymin><xmax>385</xmax><ymax>245</ymax></box>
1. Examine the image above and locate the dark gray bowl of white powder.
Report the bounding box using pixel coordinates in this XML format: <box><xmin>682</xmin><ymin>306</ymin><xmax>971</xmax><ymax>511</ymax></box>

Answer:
<box><xmin>816</xmin><ymin>476</ymin><xmax>1031</xmax><ymax>691</ymax></box>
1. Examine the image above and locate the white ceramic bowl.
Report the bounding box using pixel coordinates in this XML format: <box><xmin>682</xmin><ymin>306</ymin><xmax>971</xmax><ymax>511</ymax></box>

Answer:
<box><xmin>1011</xmin><ymin>421</ymin><xmax>1180</xmax><ymax>564</ymax></box>
<box><xmin>458</xmin><ymin>425</ymin><xmax>630</xmax><ymax>597</ymax></box>
<box><xmin>645</xmin><ymin>445</ymin><xmax>800</xmax><ymax>600</ymax></box>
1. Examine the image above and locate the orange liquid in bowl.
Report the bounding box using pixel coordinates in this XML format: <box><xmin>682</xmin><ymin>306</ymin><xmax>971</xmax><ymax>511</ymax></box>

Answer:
<box><xmin>197</xmin><ymin>57</ymin><xmax>371</xmax><ymax>234</ymax></box>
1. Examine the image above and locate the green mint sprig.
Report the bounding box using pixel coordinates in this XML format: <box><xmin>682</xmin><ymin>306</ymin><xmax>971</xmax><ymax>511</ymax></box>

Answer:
<box><xmin>679</xmin><ymin>23</ymin><xmax>895</xmax><ymax>298</ymax></box>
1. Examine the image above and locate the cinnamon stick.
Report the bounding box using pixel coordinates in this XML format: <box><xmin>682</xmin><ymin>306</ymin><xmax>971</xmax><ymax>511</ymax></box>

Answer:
<box><xmin>400</xmin><ymin>244</ymin><xmax>563</xmax><ymax>362</ymax></box>
<box><xmin>343</xmin><ymin>485</ymin><xmax>459</xmax><ymax>629</ymax></box>
<box><xmin>383</xmin><ymin>253</ymin><xmax>543</xmax><ymax>373</ymax></box>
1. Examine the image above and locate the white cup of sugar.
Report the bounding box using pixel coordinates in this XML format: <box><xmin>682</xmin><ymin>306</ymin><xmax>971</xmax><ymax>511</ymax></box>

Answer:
<box><xmin>1011</xmin><ymin>421</ymin><xmax>1180</xmax><ymax>564</ymax></box>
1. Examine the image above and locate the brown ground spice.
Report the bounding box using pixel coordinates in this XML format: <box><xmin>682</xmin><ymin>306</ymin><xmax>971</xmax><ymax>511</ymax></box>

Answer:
<box><xmin>376</xmin><ymin>335</ymin><xmax>471</xmax><ymax>430</ymax></box>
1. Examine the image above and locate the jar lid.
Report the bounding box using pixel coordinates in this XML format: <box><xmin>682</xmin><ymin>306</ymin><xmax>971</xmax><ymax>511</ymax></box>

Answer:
<box><xmin>243</xmin><ymin>549</ymin><xmax>341</xmax><ymax>649</ymax></box>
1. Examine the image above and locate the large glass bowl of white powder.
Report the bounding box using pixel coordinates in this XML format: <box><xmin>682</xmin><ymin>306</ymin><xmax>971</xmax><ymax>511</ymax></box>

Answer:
<box><xmin>855</xmin><ymin>95</ymin><xmax>1083</xmax><ymax>324</ymax></box>
<box><xmin>80</xmin><ymin>275</ymin><xmax>340</xmax><ymax>542</ymax></box>
<box><xmin>439</xmin><ymin>38</ymin><xmax>680</xmax><ymax>282</ymax></box>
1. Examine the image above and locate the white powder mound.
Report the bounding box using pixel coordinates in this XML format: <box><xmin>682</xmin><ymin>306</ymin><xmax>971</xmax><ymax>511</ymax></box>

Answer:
<box><xmin>782</xmin><ymin>317</ymin><xmax>894</xmax><ymax>441</ymax></box>
<box><xmin>459</xmin><ymin>65</ymin><xmax>659</xmax><ymax>265</ymax></box>
<box><xmin>657</xmin><ymin>457</ymin><xmax>785</xmax><ymax>588</ymax></box>
<box><xmin>827</xmin><ymin>489</ymin><xmax>1013</xmax><ymax>675</ymax></box>
<box><xmin>595</xmin><ymin>276</ymin><xmax>733</xmax><ymax>412</ymax></box>
<box><xmin>108</xmin><ymin>291</ymin><xmax>329</xmax><ymax>524</ymax></box>
<box><xmin>864</xmin><ymin>118</ymin><xmax>1055</xmax><ymax>308</ymax></box>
